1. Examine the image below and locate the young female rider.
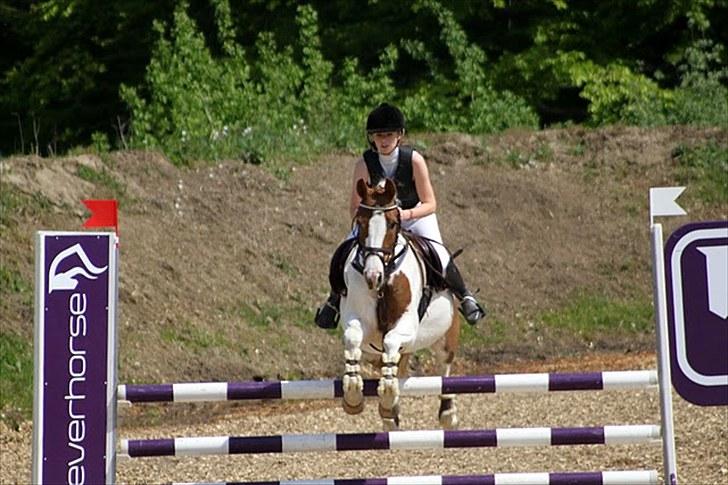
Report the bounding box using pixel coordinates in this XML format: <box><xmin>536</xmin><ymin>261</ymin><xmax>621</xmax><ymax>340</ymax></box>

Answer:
<box><xmin>315</xmin><ymin>102</ymin><xmax>486</xmax><ymax>328</ymax></box>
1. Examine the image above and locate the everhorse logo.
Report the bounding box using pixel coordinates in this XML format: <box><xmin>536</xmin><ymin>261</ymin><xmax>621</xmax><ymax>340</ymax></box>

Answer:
<box><xmin>66</xmin><ymin>291</ymin><xmax>89</xmax><ymax>485</ymax></box>
<box><xmin>48</xmin><ymin>243</ymin><xmax>108</xmax><ymax>293</ymax></box>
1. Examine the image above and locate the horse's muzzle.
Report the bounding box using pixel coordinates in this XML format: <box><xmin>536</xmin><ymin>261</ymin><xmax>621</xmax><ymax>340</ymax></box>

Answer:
<box><xmin>365</xmin><ymin>269</ymin><xmax>383</xmax><ymax>291</ymax></box>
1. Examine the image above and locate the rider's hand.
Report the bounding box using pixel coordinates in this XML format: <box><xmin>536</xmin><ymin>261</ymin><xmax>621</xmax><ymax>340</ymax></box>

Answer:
<box><xmin>399</xmin><ymin>208</ymin><xmax>414</xmax><ymax>221</ymax></box>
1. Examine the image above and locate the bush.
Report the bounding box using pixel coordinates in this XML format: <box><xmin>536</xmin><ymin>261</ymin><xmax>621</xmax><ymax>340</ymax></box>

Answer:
<box><xmin>667</xmin><ymin>40</ymin><xmax>728</xmax><ymax>127</ymax></box>
<box><xmin>122</xmin><ymin>0</ymin><xmax>539</xmax><ymax>167</ymax></box>
<box><xmin>405</xmin><ymin>0</ymin><xmax>538</xmax><ymax>133</ymax></box>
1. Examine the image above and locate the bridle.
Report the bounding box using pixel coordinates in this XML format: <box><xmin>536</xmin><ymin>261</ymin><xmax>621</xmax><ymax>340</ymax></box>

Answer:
<box><xmin>352</xmin><ymin>202</ymin><xmax>407</xmax><ymax>277</ymax></box>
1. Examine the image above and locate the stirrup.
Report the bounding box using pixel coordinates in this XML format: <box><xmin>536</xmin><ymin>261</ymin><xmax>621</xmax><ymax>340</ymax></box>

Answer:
<box><xmin>459</xmin><ymin>295</ymin><xmax>486</xmax><ymax>325</ymax></box>
<box><xmin>315</xmin><ymin>299</ymin><xmax>340</xmax><ymax>329</ymax></box>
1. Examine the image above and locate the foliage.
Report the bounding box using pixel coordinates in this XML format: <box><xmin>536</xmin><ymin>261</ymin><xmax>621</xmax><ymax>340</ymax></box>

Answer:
<box><xmin>120</xmin><ymin>1</ymin><xmax>252</xmax><ymax>164</ymax></box>
<box><xmin>404</xmin><ymin>0</ymin><xmax>538</xmax><ymax>133</ymax></box>
<box><xmin>2</xmin><ymin>0</ymin><xmax>727</xmax><ymax>159</ymax></box>
<box><xmin>563</xmin><ymin>54</ymin><xmax>673</xmax><ymax>126</ymax></box>
<box><xmin>121</xmin><ymin>2</ymin><xmax>395</xmax><ymax>166</ymax></box>
<box><xmin>667</xmin><ymin>40</ymin><xmax>728</xmax><ymax>126</ymax></box>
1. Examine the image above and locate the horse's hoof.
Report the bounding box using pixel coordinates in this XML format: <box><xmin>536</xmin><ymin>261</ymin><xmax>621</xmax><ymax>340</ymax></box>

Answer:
<box><xmin>438</xmin><ymin>397</ymin><xmax>458</xmax><ymax>429</ymax></box>
<box><xmin>377</xmin><ymin>377</ymin><xmax>400</xmax><ymax>410</ymax></box>
<box><xmin>343</xmin><ymin>399</ymin><xmax>365</xmax><ymax>415</ymax></box>
<box><xmin>381</xmin><ymin>417</ymin><xmax>399</xmax><ymax>431</ymax></box>
<box><xmin>439</xmin><ymin>409</ymin><xmax>459</xmax><ymax>429</ymax></box>
<box><xmin>378</xmin><ymin>402</ymin><xmax>400</xmax><ymax>419</ymax></box>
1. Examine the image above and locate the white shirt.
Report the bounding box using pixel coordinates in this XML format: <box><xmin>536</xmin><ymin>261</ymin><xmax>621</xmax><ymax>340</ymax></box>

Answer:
<box><xmin>378</xmin><ymin>147</ymin><xmax>399</xmax><ymax>178</ymax></box>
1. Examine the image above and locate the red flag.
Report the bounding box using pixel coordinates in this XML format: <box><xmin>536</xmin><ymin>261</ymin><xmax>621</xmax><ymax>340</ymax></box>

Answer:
<box><xmin>82</xmin><ymin>199</ymin><xmax>118</xmax><ymax>232</ymax></box>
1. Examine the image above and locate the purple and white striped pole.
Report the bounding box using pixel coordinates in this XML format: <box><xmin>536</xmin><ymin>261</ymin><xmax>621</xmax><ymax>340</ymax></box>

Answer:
<box><xmin>173</xmin><ymin>470</ymin><xmax>659</xmax><ymax>485</ymax></box>
<box><xmin>117</xmin><ymin>370</ymin><xmax>657</xmax><ymax>403</ymax></box>
<box><xmin>120</xmin><ymin>425</ymin><xmax>660</xmax><ymax>458</ymax></box>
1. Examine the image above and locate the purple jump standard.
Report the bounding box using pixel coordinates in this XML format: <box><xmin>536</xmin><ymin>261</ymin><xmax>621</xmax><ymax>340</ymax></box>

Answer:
<box><xmin>118</xmin><ymin>370</ymin><xmax>657</xmax><ymax>403</ymax></box>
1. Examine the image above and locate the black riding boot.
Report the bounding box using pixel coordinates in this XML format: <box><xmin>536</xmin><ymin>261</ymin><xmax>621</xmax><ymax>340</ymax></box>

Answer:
<box><xmin>315</xmin><ymin>238</ymin><xmax>357</xmax><ymax>329</ymax></box>
<box><xmin>445</xmin><ymin>261</ymin><xmax>486</xmax><ymax>325</ymax></box>
<box><xmin>315</xmin><ymin>292</ymin><xmax>341</xmax><ymax>329</ymax></box>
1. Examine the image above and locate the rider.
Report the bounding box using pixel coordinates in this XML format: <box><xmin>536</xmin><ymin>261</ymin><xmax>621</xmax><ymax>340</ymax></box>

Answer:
<box><xmin>315</xmin><ymin>102</ymin><xmax>486</xmax><ymax>328</ymax></box>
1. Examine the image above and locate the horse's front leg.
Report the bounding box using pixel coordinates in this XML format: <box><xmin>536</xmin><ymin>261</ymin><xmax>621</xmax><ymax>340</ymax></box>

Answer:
<box><xmin>342</xmin><ymin>319</ymin><xmax>365</xmax><ymax>415</ymax></box>
<box><xmin>377</xmin><ymin>329</ymin><xmax>413</xmax><ymax>430</ymax></box>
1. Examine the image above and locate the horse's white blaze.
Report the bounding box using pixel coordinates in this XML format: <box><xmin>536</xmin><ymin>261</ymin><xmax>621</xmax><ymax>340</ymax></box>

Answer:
<box><xmin>363</xmin><ymin>210</ymin><xmax>387</xmax><ymax>284</ymax></box>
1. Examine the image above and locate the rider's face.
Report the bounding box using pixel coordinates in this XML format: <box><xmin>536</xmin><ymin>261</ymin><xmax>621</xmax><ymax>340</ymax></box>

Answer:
<box><xmin>371</xmin><ymin>131</ymin><xmax>402</xmax><ymax>155</ymax></box>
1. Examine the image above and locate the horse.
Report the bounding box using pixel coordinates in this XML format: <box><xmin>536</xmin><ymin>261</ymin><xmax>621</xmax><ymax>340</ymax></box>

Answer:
<box><xmin>340</xmin><ymin>177</ymin><xmax>461</xmax><ymax>430</ymax></box>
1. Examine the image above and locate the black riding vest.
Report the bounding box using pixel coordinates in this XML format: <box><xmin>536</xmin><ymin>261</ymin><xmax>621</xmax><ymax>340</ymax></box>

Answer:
<box><xmin>363</xmin><ymin>145</ymin><xmax>419</xmax><ymax>209</ymax></box>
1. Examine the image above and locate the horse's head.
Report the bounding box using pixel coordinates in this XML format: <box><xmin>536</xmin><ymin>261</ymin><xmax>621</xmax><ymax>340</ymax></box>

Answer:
<box><xmin>355</xmin><ymin>178</ymin><xmax>401</xmax><ymax>291</ymax></box>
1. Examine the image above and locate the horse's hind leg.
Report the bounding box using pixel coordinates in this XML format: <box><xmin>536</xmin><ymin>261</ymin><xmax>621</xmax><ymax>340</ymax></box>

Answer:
<box><xmin>378</xmin><ymin>353</ymin><xmax>409</xmax><ymax>431</ymax></box>
<box><xmin>438</xmin><ymin>311</ymin><xmax>460</xmax><ymax>429</ymax></box>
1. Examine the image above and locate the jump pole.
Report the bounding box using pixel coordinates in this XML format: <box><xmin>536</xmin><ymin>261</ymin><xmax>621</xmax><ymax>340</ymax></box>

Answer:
<box><xmin>118</xmin><ymin>370</ymin><xmax>658</xmax><ymax>403</ymax></box>
<box><xmin>120</xmin><ymin>424</ymin><xmax>661</xmax><ymax>457</ymax></box>
<box><xmin>173</xmin><ymin>470</ymin><xmax>660</xmax><ymax>485</ymax></box>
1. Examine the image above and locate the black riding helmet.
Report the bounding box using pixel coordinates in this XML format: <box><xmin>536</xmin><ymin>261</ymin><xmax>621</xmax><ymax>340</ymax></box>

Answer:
<box><xmin>366</xmin><ymin>103</ymin><xmax>405</xmax><ymax>150</ymax></box>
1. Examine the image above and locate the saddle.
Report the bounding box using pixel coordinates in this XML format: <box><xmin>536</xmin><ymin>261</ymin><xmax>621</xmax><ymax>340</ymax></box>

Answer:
<box><xmin>404</xmin><ymin>231</ymin><xmax>448</xmax><ymax>320</ymax></box>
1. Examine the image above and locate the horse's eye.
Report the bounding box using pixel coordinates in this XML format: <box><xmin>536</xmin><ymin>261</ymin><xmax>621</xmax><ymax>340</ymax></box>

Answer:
<box><xmin>388</xmin><ymin>220</ymin><xmax>398</xmax><ymax>229</ymax></box>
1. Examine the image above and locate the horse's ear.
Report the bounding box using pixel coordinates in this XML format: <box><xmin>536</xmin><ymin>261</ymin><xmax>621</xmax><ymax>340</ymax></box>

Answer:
<box><xmin>384</xmin><ymin>178</ymin><xmax>396</xmax><ymax>201</ymax></box>
<box><xmin>356</xmin><ymin>178</ymin><xmax>368</xmax><ymax>199</ymax></box>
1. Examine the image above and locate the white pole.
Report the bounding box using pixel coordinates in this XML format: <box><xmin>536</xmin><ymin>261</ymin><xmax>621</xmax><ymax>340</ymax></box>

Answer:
<box><xmin>650</xmin><ymin>222</ymin><xmax>679</xmax><ymax>485</ymax></box>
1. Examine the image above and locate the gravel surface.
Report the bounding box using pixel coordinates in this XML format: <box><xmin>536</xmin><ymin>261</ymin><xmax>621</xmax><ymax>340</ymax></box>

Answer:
<box><xmin>2</xmin><ymin>360</ymin><xmax>726</xmax><ymax>485</ymax></box>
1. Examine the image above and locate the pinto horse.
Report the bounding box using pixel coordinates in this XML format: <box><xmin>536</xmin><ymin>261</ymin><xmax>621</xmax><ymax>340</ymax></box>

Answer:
<box><xmin>340</xmin><ymin>178</ymin><xmax>460</xmax><ymax>430</ymax></box>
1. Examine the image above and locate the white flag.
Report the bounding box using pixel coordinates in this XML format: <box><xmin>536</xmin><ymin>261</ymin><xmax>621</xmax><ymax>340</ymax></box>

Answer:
<box><xmin>650</xmin><ymin>187</ymin><xmax>687</xmax><ymax>220</ymax></box>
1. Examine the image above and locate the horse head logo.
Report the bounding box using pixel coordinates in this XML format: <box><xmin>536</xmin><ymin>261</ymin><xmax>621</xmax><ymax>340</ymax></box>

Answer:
<box><xmin>48</xmin><ymin>243</ymin><xmax>108</xmax><ymax>293</ymax></box>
